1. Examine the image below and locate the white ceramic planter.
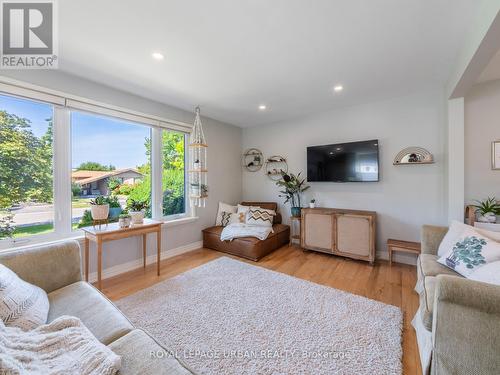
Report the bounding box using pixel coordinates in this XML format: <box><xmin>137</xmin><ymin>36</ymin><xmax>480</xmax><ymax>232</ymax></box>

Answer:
<box><xmin>119</xmin><ymin>217</ymin><xmax>131</xmax><ymax>228</ymax></box>
<box><xmin>478</xmin><ymin>213</ymin><xmax>497</xmax><ymax>223</ymax></box>
<box><xmin>90</xmin><ymin>204</ymin><xmax>109</xmax><ymax>220</ymax></box>
<box><xmin>309</xmin><ymin>203</ymin><xmax>316</xmax><ymax>208</ymax></box>
<box><xmin>130</xmin><ymin>210</ymin><xmax>145</xmax><ymax>224</ymax></box>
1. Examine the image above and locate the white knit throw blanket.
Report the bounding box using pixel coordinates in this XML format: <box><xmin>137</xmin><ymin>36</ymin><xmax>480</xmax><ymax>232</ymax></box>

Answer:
<box><xmin>220</xmin><ymin>223</ymin><xmax>273</xmax><ymax>241</ymax></box>
<box><xmin>0</xmin><ymin>315</ymin><xmax>121</xmax><ymax>375</ymax></box>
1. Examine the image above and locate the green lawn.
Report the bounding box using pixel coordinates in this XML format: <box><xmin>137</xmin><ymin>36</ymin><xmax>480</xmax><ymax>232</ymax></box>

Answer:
<box><xmin>72</xmin><ymin>197</ymin><xmax>92</xmax><ymax>208</ymax></box>
<box><xmin>13</xmin><ymin>223</ymin><xmax>79</xmax><ymax>238</ymax></box>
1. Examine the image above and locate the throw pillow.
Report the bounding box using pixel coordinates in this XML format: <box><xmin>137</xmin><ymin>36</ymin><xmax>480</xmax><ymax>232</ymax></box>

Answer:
<box><xmin>215</xmin><ymin>202</ymin><xmax>237</xmax><ymax>226</ymax></box>
<box><xmin>0</xmin><ymin>264</ymin><xmax>49</xmax><ymax>330</ymax></box>
<box><xmin>468</xmin><ymin>261</ymin><xmax>500</xmax><ymax>286</ymax></box>
<box><xmin>437</xmin><ymin>227</ymin><xmax>500</xmax><ymax>277</ymax></box>
<box><xmin>220</xmin><ymin>211</ymin><xmax>245</xmax><ymax>227</ymax></box>
<box><xmin>246</xmin><ymin>207</ymin><xmax>276</xmax><ymax>227</ymax></box>
<box><xmin>438</xmin><ymin>220</ymin><xmax>500</xmax><ymax>256</ymax></box>
<box><xmin>236</xmin><ymin>204</ymin><xmax>260</xmax><ymax>222</ymax></box>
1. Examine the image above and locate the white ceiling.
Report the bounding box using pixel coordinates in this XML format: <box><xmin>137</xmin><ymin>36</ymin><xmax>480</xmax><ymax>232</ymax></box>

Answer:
<box><xmin>59</xmin><ymin>0</ymin><xmax>485</xmax><ymax>127</ymax></box>
<box><xmin>477</xmin><ymin>49</ymin><xmax>500</xmax><ymax>84</ymax></box>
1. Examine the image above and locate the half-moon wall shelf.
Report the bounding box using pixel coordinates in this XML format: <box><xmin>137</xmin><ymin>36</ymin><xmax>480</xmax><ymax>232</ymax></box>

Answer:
<box><xmin>393</xmin><ymin>147</ymin><xmax>434</xmax><ymax>165</ymax></box>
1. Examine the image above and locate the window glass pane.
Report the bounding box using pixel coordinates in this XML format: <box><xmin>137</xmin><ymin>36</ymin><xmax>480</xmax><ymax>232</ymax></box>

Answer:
<box><xmin>162</xmin><ymin>131</ymin><xmax>186</xmax><ymax>216</ymax></box>
<box><xmin>0</xmin><ymin>94</ymin><xmax>54</xmax><ymax>239</ymax></box>
<box><xmin>71</xmin><ymin>112</ymin><xmax>151</xmax><ymax>229</ymax></box>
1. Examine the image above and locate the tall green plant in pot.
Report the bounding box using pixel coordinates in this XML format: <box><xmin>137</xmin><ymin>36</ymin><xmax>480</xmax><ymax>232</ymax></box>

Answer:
<box><xmin>276</xmin><ymin>171</ymin><xmax>310</xmax><ymax>217</ymax></box>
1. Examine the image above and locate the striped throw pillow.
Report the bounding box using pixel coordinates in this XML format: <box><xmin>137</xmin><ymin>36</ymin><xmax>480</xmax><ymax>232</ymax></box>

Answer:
<box><xmin>246</xmin><ymin>207</ymin><xmax>276</xmax><ymax>227</ymax></box>
<box><xmin>0</xmin><ymin>264</ymin><xmax>49</xmax><ymax>330</ymax></box>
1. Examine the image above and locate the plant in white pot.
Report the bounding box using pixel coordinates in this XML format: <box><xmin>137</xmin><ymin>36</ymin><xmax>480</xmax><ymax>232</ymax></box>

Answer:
<box><xmin>89</xmin><ymin>196</ymin><xmax>109</xmax><ymax>221</ymax></box>
<box><xmin>473</xmin><ymin>197</ymin><xmax>500</xmax><ymax>223</ymax></box>
<box><xmin>118</xmin><ymin>212</ymin><xmax>131</xmax><ymax>228</ymax></box>
<box><xmin>309</xmin><ymin>199</ymin><xmax>316</xmax><ymax>208</ymax></box>
<box><xmin>127</xmin><ymin>199</ymin><xmax>148</xmax><ymax>224</ymax></box>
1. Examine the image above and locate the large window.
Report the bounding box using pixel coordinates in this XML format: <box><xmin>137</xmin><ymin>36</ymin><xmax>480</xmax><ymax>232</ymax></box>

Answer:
<box><xmin>0</xmin><ymin>94</ymin><xmax>54</xmax><ymax>240</ymax></box>
<box><xmin>162</xmin><ymin>131</ymin><xmax>186</xmax><ymax>217</ymax></box>
<box><xmin>71</xmin><ymin>112</ymin><xmax>152</xmax><ymax>229</ymax></box>
<box><xmin>0</xmin><ymin>84</ymin><xmax>191</xmax><ymax>248</ymax></box>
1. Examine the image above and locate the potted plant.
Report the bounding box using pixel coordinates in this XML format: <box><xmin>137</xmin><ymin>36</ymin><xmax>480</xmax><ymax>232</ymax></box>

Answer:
<box><xmin>276</xmin><ymin>171</ymin><xmax>310</xmax><ymax>217</ymax></box>
<box><xmin>473</xmin><ymin>197</ymin><xmax>500</xmax><ymax>223</ymax></box>
<box><xmin>309</xmin><ymin>199</ymin><xmax>316</xmax><ymax>208</ymax></box>
<box><xmin>118</xmin><ymin>212</ymin><xmax>131</xmax><ymax>228</ymax></box>
<box><xmin>127</xmin><ymin>199</ymin><xmax>148</xmax><ymax>224</ymax></box>
<box><xmin>105</xmin><ymin>195</ymin><xmax>122</xmax><ymax>219</ymax></box>
<box><xmin>90</xmin><ymin>196</ymin><xmax>109</xmax><ymax>221</ymax></box>
<box><xmin>190</xmin><ymin>183</ymin><xmax>208</xmax><ymax>197</ymax></box>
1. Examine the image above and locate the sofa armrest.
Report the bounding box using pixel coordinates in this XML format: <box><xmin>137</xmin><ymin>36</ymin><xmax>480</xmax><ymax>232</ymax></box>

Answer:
<box><xmin>421</xmin><ymin>225</ymin><xmax>448</xmax><ymax>255</ymax></box>
<box><xmin>431</xmin><ymin>275</ymin><xmax>500</xmax><ymax>374</ymax></box>
<box><xmin>0</xmin><ymin>240</ymin><xmax>82</xmax><ymax>293</ymax></box>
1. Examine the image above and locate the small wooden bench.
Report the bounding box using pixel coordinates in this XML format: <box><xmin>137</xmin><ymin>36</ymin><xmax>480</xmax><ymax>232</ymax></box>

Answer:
<box><xmin>387</xmin><ymin>239</ymin><xmax>421</xmax><ymax>265</ymax></box>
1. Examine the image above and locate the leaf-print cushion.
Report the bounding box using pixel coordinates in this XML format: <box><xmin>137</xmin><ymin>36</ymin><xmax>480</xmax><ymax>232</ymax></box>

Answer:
<box><xmin>438</xmin><ymin>227</ymin><xmax>500</xmax><ymax>278</ymax></box>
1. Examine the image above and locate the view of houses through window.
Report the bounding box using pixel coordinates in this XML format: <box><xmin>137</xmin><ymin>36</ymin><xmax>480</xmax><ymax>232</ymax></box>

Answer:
<box><xmin>0</xmin><ymin>93</ymin><xmax>187</xmax><ymax>242</ymax></box>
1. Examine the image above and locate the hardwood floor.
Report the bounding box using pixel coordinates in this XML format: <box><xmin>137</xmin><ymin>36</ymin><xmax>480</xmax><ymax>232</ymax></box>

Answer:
<box><xmin>101</xmin><ymin>245</ymin><xmax>421</xmax><ymax>375</ymax></box>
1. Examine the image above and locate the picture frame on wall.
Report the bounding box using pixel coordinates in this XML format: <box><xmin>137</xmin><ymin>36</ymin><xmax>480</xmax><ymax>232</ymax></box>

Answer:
<box><xmin>492</xmin><ymin>141</ymin><xmax>500</xmax><ymax>170</ymax></box>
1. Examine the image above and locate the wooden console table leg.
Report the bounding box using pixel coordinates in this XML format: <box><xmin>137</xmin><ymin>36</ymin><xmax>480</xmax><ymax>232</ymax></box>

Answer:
<box><xmin>157</xmin><ymin>227</ymin><xmax>161</xmax><ymax>276</ymax></box>
<box><xmin>142</xmin><ymin>234</ymin><xmax>147</xmax><ymax>269</ymax></box>
<box><xmin>97</xmin><ymin>238</ymin><xmax>103</xmax><ymax>290</ymax></box>
<box><xmin>84</xmin><ymin>237</ymin><xmax>89</xmax><ymax>282</ymax></box>
<box><xmin>388</xmin><ymin>246</ymin><xmax>393</xmax><ymax>266</ymax></box>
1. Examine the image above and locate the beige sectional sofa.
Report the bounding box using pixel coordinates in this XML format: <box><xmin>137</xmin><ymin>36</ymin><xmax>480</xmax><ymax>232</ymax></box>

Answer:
<box><xmin>0</xmin><ymin>240</ymin><xmax>196</xmax><ymax>375</ymax></box>
<box><xmin>415</xmin><ymin>225</ymin><xmax>500</xmax><ymax>375</ymax></box>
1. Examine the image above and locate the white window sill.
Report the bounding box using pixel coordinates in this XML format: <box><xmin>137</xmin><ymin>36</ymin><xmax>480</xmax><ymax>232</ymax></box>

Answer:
<box><xmin>0</xmin><ymin>216</ymin><xmax>198</xmax><ymax>252</ymax></box>
<box><xmin>161</xmin><ymin>216</ymin><xmax>198</xmax><ymax>228</ymax></box>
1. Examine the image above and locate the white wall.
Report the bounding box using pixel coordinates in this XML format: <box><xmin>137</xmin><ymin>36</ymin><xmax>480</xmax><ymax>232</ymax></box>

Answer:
<box><xmin>1</xmin><ymin>71</ymin><xmax>242</xmax><ymax>275</ymax></box>
<box><xmin>465</xmin><ymin>79</ymin><xmax>500</xmax><ymax>203</ymax></box>
<box><xmin>242</xmin><ymin>90</ymin><xmax>448</xmax><ymax>264</ymax></box>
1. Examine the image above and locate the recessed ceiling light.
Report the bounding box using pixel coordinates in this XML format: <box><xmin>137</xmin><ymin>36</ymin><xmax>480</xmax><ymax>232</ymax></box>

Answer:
<box><xmin>333</xmin><ymin>85</ymin><xmax>343</xmax><ymax>92</ymax></box>
<box><xmin>152</xmin><ymin>52</ymin><xmax>164</xmax><ymax>60</ymax></box>
<box><xmin>258</xmin><ymin>105</ymin><xmax>267</xmax><ymax>111</ymax></box>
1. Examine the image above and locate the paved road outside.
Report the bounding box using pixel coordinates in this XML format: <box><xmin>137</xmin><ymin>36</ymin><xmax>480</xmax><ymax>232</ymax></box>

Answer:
<box><xmin>10</xmin><ymin>204</ymin><xmax>88</xmax><ymax>226</ymax></box>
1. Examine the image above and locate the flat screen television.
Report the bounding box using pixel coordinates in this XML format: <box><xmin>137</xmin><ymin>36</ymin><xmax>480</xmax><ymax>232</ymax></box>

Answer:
<box><xmin>307</xmin><ymin>140</ymin><xmax>379</xmax><ymax>182</ymax></box>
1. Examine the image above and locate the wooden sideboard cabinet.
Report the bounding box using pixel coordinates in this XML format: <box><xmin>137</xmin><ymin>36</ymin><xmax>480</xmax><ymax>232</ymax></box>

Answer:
<box><xmin>300</xmin><ymin>207</ymin><xmax>376</xmax><ymax>264</ymax></box>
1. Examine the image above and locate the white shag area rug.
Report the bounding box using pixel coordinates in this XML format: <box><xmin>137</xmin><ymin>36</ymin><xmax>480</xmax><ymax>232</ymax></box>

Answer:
<box><xmin>116</xmin><ymin>257</ymin><xmax>402</xmax><ymax>375</ymax></box>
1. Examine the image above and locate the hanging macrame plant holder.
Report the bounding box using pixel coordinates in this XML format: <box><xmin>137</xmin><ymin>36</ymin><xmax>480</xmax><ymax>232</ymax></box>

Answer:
<box><xmin>189</xmin><ymin>107</ymin><xmax>208</xmax><ymax>207</ymax></box>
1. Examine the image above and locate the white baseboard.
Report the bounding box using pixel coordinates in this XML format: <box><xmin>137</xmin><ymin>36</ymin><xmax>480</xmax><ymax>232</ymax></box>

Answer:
<box><xmin>81</xmin><ymin>240</ymin><xmax>203</xmax><ymax>283</ymax></box>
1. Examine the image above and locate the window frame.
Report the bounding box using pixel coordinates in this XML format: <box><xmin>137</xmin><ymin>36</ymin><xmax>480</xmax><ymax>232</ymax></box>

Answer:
<box><xmin>0</xmin><ymin>81</ymin><xmax>193</xmax><ymax>250</ymax></box>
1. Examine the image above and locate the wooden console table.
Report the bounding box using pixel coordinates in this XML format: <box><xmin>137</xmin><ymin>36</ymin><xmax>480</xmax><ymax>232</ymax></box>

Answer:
<box><xmin>82</xmin><ymin>219</ymin><xmax>162</xmax><ymax>290</ymax></box>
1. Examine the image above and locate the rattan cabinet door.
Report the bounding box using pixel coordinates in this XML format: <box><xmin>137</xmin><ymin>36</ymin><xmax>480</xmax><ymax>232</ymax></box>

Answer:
<box><xmin>302</xmin><ymin>212</ymin><xmax>334</xmax><ymax>253</ymax></box>
<box><xmin>334</xmin><ymin>214</ymin><xmax>374</xmax><ymax>262</ymax></box>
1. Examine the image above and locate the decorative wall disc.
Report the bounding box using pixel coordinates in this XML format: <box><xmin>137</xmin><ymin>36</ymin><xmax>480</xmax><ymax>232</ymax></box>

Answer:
<box><xmin>265</xmin><ymin>155</ymin><xmax>288</xmax><ymax>180</ymax></box>
<box><xmin>393</xmin><ymin>147</ymin><xmax>434</xmax><ymax>165</ymax></box>
<box><xmin>243</xmin><ymin>148</ymin><xmax>263</xmax><ymax>172</ymax></box>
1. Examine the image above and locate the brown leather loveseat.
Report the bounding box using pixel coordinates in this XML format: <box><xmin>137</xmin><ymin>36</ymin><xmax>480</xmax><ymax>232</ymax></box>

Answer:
<box><xmin>202</xmin><ymin>202</ymin><xmax>290</xmax><ymax>261</ymax></box>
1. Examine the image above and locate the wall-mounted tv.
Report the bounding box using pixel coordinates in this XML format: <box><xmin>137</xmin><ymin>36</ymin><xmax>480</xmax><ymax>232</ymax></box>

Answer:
<box><xmin>307</xmin><ymin>140</ymin><xmax>379</xmax><ymax>182</ymax></box>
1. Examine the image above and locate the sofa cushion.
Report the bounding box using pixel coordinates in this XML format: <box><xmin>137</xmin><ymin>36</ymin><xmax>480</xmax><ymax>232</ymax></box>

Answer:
<box><xmin>203</xmin><ymin>224</ymin><xmax>289</xmax><ymax>243</ymax></box>
<box><xmin>108</xmin><ymin>329</ymin><xmax>194</xmax><ymax>374</ymax></box>
<box><xmin>47</xmin><ymin>281</ymin><xmax>133</xmax><ymax>345</ymax></box>
<box><xmin>418</xmin><ymin>276</ymin><xmax>437</xmax><ymax>331</ymax></box>
<box><xmin>418</xmin><ymin>254</ymin><xmax>460</xmax><ymax>278</ymax></box>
